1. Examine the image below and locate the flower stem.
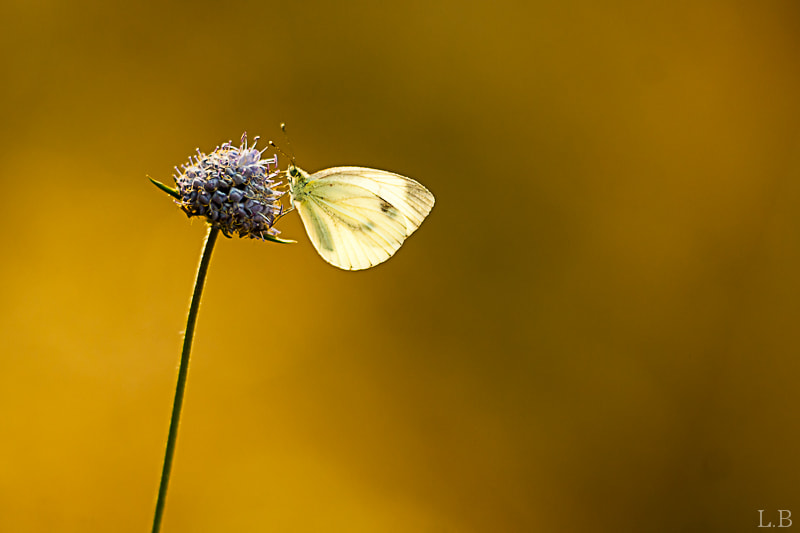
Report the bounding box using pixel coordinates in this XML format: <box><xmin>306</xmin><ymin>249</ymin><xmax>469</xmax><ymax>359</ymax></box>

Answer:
<box><xmin>151</xmin><ymin>224</ymin><xmax>220</xmax><ymax>533</ymax></box>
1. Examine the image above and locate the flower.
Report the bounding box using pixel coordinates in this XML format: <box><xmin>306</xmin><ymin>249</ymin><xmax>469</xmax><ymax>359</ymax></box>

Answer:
<box><xmin>171</xmin><ymin>133</ymin><xmax>285</xmax><ymax>240</ymax></box>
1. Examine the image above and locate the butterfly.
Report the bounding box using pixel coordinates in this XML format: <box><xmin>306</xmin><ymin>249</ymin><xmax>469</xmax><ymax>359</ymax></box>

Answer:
<box><xmin>286</xmin><ymin>165</ymin><xmax>435</xmax><ymax>270</ymax></box>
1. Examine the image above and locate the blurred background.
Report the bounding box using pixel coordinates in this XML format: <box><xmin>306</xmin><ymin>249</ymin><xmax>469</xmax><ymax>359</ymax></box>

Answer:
<box><xmin>1</xmin><ymin>0</ymin><xmax>799</xmax><ymax>531</ymax></box>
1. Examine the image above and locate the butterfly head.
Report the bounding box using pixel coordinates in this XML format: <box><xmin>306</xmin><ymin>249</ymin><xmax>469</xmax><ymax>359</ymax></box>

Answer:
<box><xmin>284</xmin><ymin>165</ymin><xmax>312</xmax><ymax>209</ymax></box>
<box><xmin>286</xmin><ymin>164</ymin><xmax>310</xmax><ymax>186</ymax></box>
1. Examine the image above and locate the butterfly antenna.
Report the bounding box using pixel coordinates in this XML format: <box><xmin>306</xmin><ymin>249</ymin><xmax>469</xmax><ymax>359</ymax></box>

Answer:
<box><xmin>269</xmin><ymin>123</ymin><xmax>297</xmax><ymax>167</ymax></box>
<box><xmin>280</xmin><ymin>123</ymin><xmax>295</xmax><ymax>167</ymax></box>
<box><xmin>269</xmin><ymin>123</ymin><xmax>296</xmax><ymax>169</ymax></box>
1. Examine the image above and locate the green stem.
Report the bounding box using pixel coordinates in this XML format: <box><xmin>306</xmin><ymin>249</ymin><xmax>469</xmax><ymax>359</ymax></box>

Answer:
<box><xmin>151</xmin><ymin>224</ymin><xmax>220</xmax><ymax>533</ymax></box>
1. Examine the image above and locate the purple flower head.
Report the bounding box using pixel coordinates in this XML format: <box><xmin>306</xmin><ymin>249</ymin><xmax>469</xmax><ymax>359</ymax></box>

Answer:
<box><xmin>172</xmin><ymin>133</ymin><xmax>284</xmax><ymax>239</ymax></box>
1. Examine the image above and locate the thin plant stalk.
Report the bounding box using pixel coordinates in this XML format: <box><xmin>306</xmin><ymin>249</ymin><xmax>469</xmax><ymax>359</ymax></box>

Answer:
<box><xmin>151</xmin><ymin>224</ymin><xmax>220</xmax><ymax>533</ymax></box>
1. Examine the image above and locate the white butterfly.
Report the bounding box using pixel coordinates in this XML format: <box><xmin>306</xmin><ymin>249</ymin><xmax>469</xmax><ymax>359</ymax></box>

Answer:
<box><xmin>287</xmin><ymin>165</ymin><xmax>435</xmax><ymax>270</ymax></box>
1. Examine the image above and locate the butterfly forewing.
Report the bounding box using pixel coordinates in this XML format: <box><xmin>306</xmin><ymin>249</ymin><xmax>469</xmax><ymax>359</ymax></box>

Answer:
<box><xmin>310</xmin><ymin>167</ymin><xmax>434</xmax><ymax>232</ymax></box>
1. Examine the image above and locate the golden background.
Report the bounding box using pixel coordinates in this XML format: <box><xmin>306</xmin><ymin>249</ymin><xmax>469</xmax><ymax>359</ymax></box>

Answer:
<box><xmin>1</xmin><ymin>0</ymin><xmax>799</xmax><ymax>531</ymax></box>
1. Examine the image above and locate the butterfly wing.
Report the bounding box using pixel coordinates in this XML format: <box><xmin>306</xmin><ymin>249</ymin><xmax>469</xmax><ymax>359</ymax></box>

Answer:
<box><xmin>292</xmin><ymin>167</ymin><xmax>435</xmax><ymax>270</ymax></box>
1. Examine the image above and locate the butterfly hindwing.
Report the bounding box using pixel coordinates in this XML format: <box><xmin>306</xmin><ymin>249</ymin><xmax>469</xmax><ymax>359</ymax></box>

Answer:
<box><xmin>296</xmin><ymin>180</ymin><xmax>409</xmax><ymax>270</ymax></box>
